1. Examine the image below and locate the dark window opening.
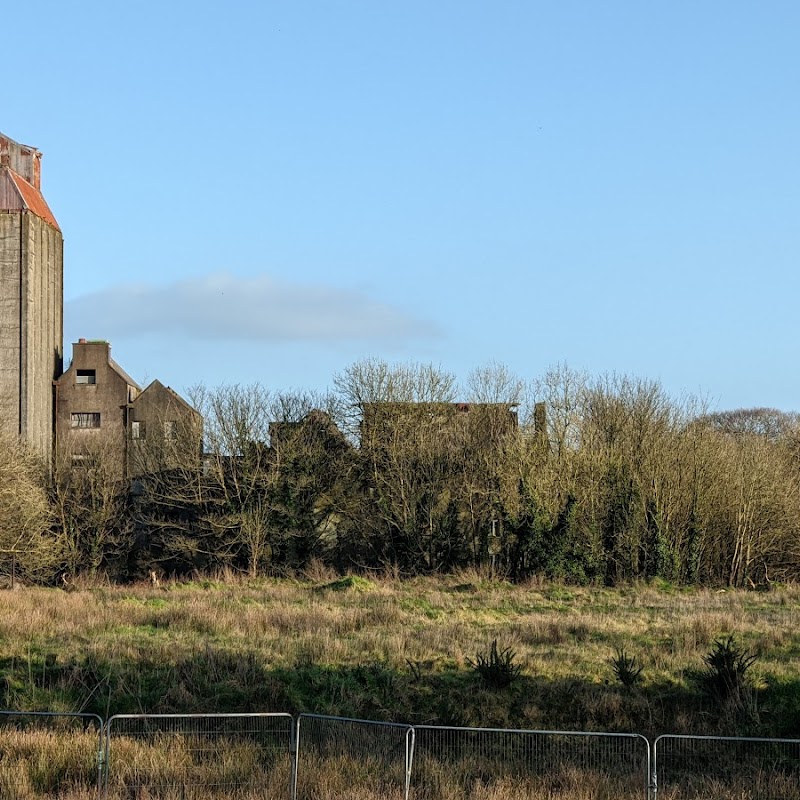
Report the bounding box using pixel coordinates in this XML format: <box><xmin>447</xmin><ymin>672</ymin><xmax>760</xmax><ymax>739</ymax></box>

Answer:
<box><xmin>76</xmin><ymin>369</ymin><xmax>96</xmax><ymax>385</ymax></box>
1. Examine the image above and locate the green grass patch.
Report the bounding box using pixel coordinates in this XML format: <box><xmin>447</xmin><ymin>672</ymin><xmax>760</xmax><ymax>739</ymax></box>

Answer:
<box><xmin>1</xmin><ymin>576</ymin><xmax>799</xmax><ymax>737</ymax></box>
<box><xmin>314</xmin><ymin>575</ymin><xmax>375</xmax><ymax>593</ymax></box>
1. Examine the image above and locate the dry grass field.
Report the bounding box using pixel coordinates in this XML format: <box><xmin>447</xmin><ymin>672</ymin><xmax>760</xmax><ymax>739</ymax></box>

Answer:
<box><xmin>0</xmin><ymin>569</ymin><xmax>798</xmax><ymax>735</ymax></box>
<box><xmin>0</xmin><ymin>570</ymin><xmax>799</xmax><ymax>798</ymax></box>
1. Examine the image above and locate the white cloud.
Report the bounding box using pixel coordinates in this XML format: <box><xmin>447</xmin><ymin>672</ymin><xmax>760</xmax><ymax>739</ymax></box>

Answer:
<box><xmin>66</xmin><ymin>272</ymin><xmax>442</xmax><ymax>343</ymax></box>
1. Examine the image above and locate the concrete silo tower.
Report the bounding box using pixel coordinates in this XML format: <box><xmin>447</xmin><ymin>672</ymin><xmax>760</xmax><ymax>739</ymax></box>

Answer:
<box><xmin>0</xmin><ymin>131</ymin><xmax>63</xmax><ymax>460</ymax></box>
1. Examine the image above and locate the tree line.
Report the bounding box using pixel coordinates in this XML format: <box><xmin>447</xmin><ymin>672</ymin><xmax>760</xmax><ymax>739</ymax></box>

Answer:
<box><xmin>2</xmin><ymin>359</ymin><xmax>799</xmax><ymax>587</ymax></box>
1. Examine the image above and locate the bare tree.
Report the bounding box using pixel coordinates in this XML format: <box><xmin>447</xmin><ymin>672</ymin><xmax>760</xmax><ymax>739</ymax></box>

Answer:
<box><xmin>576</xmin><ymin>374</ymin><xmax>688</xmax><ymax>583</ymax></box>
<box><xmin>696</xmin><ymin>428</ymin><xmax>800</xmax><ymax>587</ymax></box>
<box><xmin>332</xmin><ymin>358</ymin><xmax>457</xmax><ymax>440</ymax></box>
<box><xmin>700</xmin><ymin>407</ymin><xmax>800</xmax><ymax>442</ymax></box>
<box><xmin>0</xmin><ymin>431</ymin><xmax>60</xmax><ymax>583</ymax></box>
<box><xmin>352</xmin><ymin>401</ymin><xmax>465</xmax><ymax>570</ymax></box>
<box><xmin>531</xmin><ymin>363</ymin><xmax>588</xmax><ymax>456</ymax></box>
<box><xmin>332</xmin><ymin>360</ymin><xmax>466</xmax><ymax>570</ymax></box>
<box><xmin>466</xmin><ymin>361</ymin><xmax>525</xmax><ymax>405</ymax></box>
<box><xmin>51</xmin><ymin>434</ymin><xmax>133</xmax><ymax>578</ymax></box>
<box><xmin>139</xmin><ymin>384</ymin><xmax>354</xmax><ymax>576</ymax></box>
<box><xmin>192</xmin><ymin>383</ymin><xmax>275</xmax><ymax>576</ymax></box>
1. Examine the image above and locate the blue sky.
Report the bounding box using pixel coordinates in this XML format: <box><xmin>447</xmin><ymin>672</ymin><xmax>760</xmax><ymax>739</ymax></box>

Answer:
<box><xmin>5</xmin><ymin>1</ymin><xmax>799</xmax><ymax>410</ymax></box>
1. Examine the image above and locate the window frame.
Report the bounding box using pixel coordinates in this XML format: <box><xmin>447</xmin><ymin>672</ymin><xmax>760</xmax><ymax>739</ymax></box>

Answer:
<box><xmin>70</xmin><ymin>412</ymin><xmax>101</xmax><ymax>429</ymax></box>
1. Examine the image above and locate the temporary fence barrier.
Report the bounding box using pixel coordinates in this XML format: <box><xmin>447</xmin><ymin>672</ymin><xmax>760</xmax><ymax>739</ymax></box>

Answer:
<box><xmin>3</xmin><ymin>708</ymin><xmax>800</xmax><ymax>799</ymax></box>
<box><xmin>412</xmin><ymin>724</ymin><xmax>652</xmax><ymax>799</ymax></box>
<box><xmin>294</xmin><ymin>713</ymin><xmax>414</xmax><ymax>800</ymax></box>
<box><xmin>654</xmin><ymin>734</ymin><xmax>800</xmax><ymax>799</ymax></box>
<box><xmin>105</xmin><ymin>712</ymin><xmax>294</xmax><ymax>799</ymax></box>
<box><xmin>0</xmin><ymin>710</ymin><xmax>103</xmax><ymax>798</ymax></box>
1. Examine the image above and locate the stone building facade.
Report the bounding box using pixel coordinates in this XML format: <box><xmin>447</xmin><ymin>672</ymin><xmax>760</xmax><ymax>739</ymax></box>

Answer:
<box><xmin>55</xmin><ymin>339</ymin><xmax>141</xmax><ymax>477</ymax></box>
<box><xmin>128</xmin><ymin>378</ymin><xmax>203</xmax><ymax>478</ymax></box>
<box><xmin>55</xmin><ymin>339</ymin><xmax>202</xmax><ymax>480</ymax></box>
<box><xmin>0</xmin><ymin>132</ymin><xmax>63</xmax><ymax>459</ymax></box>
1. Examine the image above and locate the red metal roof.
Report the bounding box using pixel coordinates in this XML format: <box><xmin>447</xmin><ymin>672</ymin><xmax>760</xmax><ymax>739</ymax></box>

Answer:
<box><xmin>3</xmin><ymin>167</ymin><xmax>60</xmax><ymax>231</ymax></box>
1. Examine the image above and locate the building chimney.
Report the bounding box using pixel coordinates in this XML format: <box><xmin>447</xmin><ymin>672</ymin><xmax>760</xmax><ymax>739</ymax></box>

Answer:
<box><xmin>534</xmin><ymin>402</ymin><xmax>547</xmax><ymax>439</ymax></box>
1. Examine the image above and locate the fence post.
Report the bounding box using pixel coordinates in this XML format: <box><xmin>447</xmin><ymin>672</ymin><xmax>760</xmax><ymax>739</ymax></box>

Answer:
<box><xmin>97</xmin><ymin>720</ymin><xmax>106</xmax><ymax>800</ymax></box>
<box><xmin>404</xmin><ymin>726</ymin><xmax>415</xmax><ymax>800</ymax></box>
<box><xmin>291</xmin><ymin>715</ymin><xmax>301</xmax><ymax>800</ymax></box>
<box><xmin>649</xmin><ymin>737</ymin><xmax>657</xmax><ymax>800</ymax></box>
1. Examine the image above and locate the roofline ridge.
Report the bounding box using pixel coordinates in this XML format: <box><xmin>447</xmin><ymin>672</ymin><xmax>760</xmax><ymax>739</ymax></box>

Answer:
<box><xmin>108</xmin><ymin>355</ymin><xmax>142</xmax><ymax>391</ymax></box>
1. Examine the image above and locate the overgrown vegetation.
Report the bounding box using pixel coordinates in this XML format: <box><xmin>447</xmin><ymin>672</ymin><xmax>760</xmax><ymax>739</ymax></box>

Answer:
<box><xmin>3</xmin><ymin>360</ymin><xmax>800</xmax><ymax>589</ymax></box>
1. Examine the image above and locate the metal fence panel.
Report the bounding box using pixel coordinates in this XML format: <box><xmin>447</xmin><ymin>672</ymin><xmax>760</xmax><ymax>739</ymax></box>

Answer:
<box><xmin>294</xmin><ymin>714</ymin><xmax>414</xmax><ymax>800</ymax></box>
<box><xmin>105</xmin><ymin>712</ymin><xmax>294</xmax><ymax>799</ymax></box>
<box><xmin>0</xmin><ymin>710</ymin><xmax>104</xmax><ymax>799</ymax></box>
<box><xmin>655</xmin><ymin>734</ymin><xmax>800</xmax><ymax>799</ymax></box>
<box><xmin>8</xmin><ymin>706</ymin><xmax>800</xmax><ymax>800</ymax></box>
<box><xmin>411</xmin><ymin>725</ymin><xmax>651</xmax><ymax>800</ymax></box>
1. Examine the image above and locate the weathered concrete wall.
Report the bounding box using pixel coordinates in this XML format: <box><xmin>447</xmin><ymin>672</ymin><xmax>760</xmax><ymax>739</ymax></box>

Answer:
<box><xmin>129</xmin><ymin>380</ymin><xmax>202</xmax><ymax>477</ymax></box>
<box><xmin>22</xmin><ymin>214</ymin><xmax>63</xmax><ymax>456</ymax></box>
<box><xmin>0</xmin><ymin>211</ymin><xmax>63</xmax><ymax>458</ymax></box>
<box><xmin>0</xmin><ymin>213</ymin><xmax>22</xmax><ymax>437</ymax></box>
<box><xmin>56</xmin><ymin>341</ymin><xmax>135</xmax><ymax>478</ymax></box>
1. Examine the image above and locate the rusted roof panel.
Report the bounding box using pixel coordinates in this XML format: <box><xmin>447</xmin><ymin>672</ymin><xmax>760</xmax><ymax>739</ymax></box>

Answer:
<box><xmin>1</xmin><ymin>167</ymin><xmax>60</xmax><ymax>231</ymax></box>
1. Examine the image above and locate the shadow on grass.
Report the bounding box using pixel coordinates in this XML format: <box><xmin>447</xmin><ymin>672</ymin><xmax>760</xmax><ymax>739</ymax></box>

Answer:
<box><xmin>2</xmin><ymin>648</ymin><xmax>800</xmax><ymax>739</ymax></box>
